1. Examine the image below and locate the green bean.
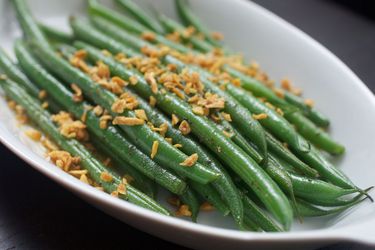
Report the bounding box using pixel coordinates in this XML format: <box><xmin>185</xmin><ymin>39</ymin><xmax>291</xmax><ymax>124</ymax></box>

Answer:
<box><xmin>114</xmin><ymin>0</ymin><xmax>165</xmax><ymax>34</ymax></box>
<box><xmin>0</xmin><ymin>77</ymin><xmax>170</xmax><ymax>215</ymax></box>
<box><xmin>90</xmin><ymin>135</ymin><xmax>158</xmax><ymax>199</ymax></box>
<box><xmin>224</xmin><ymin>66</ymin><xmax>343</xmax><ymax>154</ymax></box>
<box><xmin>157</xmin><ymin>7</ymin><xmax>332</xmax><ymax>134</ymax></box>
<box><xmin>0</xmin><ymin>47</ymin><xmax>60</xmax><ymax>112</ymax></box>
<box><xmin>70</xmin><ymin>17</ymin><xmax>139</xmax><ymax>57</ymax></box>
<box><xmin>88</xmin><ymin>0</ymin><xmax>145</xmax><ymax>34</ymax></box>
<box><xmin>31</xmin><ymin>41</ymin><xmax>220</xmax><ymax>185</ymax></box>
<box><xmin>290</xmin><ymin>173</ymin><xmax>358</xmax><ymax>202</ymax></box>
<box><xmin>11</xmin><ymin>0</ymin><xmax>51</xmax><ymax>49</ymax></box>
<box><xmin>284</xmin><ymin>91</ymin><xmax>329</xmax><ymax>128</ymax></box>
<box><xmin>216</xmin><ymin>115</ymin><xmax>264</xmax><ymax>164</ymax></box>
<box><xmin>38</xmin><ymin>23</ymin><xmax>74</xmax><ymax>44</ymax></box>
<box><xmin>85</xmin><ymin>18</ymin><xmax>267</xmax><ymax>156</ymax></box>
<box><xmin>175</xmin><ymin>0</ymin><xmax>222</xmax><ymax>48</ymax></box>
<box><xmin>296</xmin><ymin>197</ymin><xmax>367</xmax><ymax>217</ymax></box>
<box><xmin>242</xmin><ymin>195</ymin><xmax>283</xmax><ymax>232</ymax></box>
<box><xmin>190</xmin><ymin>182</ymin><xmax>230</xmax><ymax>216</ymax></box>
<box><xmin>88</xmin><ymin>0</ymin><xmax>191</xmax><ymax>54</ymax></box>
<box><xmin>294</xmin><ymin>143</ymin><xmax>356</xmax><ymax>190</ymax></box>
<box><xmin>179</xmin><ymin>186</ymin><xmax>200</xmax><ymax>222</ymax></box>
<box><xmin>16</xmin><ymin>39</ymin><xmax>187</xmax><ymax>195</ymax></box>
<box><xmin>223</xmin><ymin>65</ymin><xmax>288</xmax><ymax>107</ymax></box>
<box><xmin>265</xmin><ymin>155</ymin><xmax>300</xmax><ymax>219</ymax></box>
<box><xmin>243</xmin><ymin>214</ymin><xmax>262</xmax><ymax>232</ymax></box>
<box><xmin>0</xmin><ymin>48</ymin><xmax>39</xmax><ymax>97</ymax></box>
<box><xmin>269</xmin><ymin>153</ymin><xmax>300</xmax><ymax>175</ymax></box>
<box><xmin>265</xmin><ymin>131</ymin><xmax>318</xmax><ymax>177</ymax></box>
<box><xmin>285</xmin><ymin>112</ymin><xmax>345</xmax><ymax>155</ymax></box>
<box><xmin>157</xmin><ymin>13</ymin><xmax>214</xmax><ymax>53</ymax></box>
<box><xmin>75</xmin><ymin>42</ymin><xmax>293</xmax><ymax>230</ymax></box>
<box><xmin>68</xmin><ymin>37</ymin><xmax>241</xmax><ymax>224</ymax></box>
<box><xmin>132</xmin><ymin>90</ymin><xmax>244</xmax><ymax>226</ymax></box>
<box><xmin>122</xmin><ymin>0</ymin><xmax>331</xmax><ymax>134</ymax></box>
<box><xmin>225</xmin><ymin>83</ymin><xmax>310</xmax><ymax>153</ymax></box>
<box><xmin>171</xmin><ymin>63</ymin><xmax>269</xmax><ymax>159</ymax></box>
<box><xmin>160</xmin><ymin>6</ymin><xmax>331</xmax><ymax>131</ymax></box>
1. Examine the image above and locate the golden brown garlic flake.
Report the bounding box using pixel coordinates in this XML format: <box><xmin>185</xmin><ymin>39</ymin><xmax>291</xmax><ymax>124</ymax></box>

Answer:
<box><xmin>141</xmin><ymin>31</ymin><xmax>156</xmax><ymax>41</ymax></box>
<box><xmin>211</xmin><ymin>32</ymin><xmax>224</xmax><ymax>41</ymax></box>
<box><xmin>145</xmin><ymin>72</ymin><xmax>158</xmax><ymax>94</ymax></box>
<box><xmin>175</xmin><ymin>204</ymin><xmax>192</xmax><ymax>217</ymax></box>
<box><xmin>25</xmin><ymin>129</ymin><xmax>42</xmax><ymax>141</ymax></box>
<box><xmin>52</xmin><ymin>111</ymin><xmax>89</xmax><ymax>141</ymax></box>
<box><xmin>117</xmin><ymin>181</ymin><xmax>127</xmax><ymax>195</ymax></box>
<box><xmin>93</xmin><ymin>105</ymin><xmax>104</xmax><ymax>116</ymax></box>
<box><xmin>221</xmin><ymin>112</ymin><xmax>232</xmax><ymax>122</ymax></box>
<box><xmin>99</xmin><ymin>115</ymin><xmax>112</xmax><ymax>129</ymax></box>
<box><xmin>134</xmin><ymin>109</ymin><xmax>148</xmax><ymax>121</ymax></box>
<box><xmin>111</xmin><ymin>99</ymin><xmax>127</xmax><ymax>114</ymax></box>
<box><xmin>41</xmin><ymin>101</ymin><xmax>49</xmax><ymax>109</ymax></box>
<box><xmin>149</xmin><ymin>96</ymin><xmax>157</xmax><ymax>107</ymax></box>
<box><xmin>113</xmin><ymin>116</ymin><xmax>145</xmax><ymax>126</ymax></box>
<box><xmin>100</xmin><ymin>171</ymin><xmax>113</xmax><ymax>183</ymax></box>
<box><xmin>179</xmin><ymin>120</ymin><xmax>191</xmax><ymax>135</ymax></box>
<box><xmin>192</xmin><ymin>105</ymin><xmax>206</xmax><ymax>116</ymax></box>
<box><xmin>38</xmin><ymin>90</ymin><xmax>47</xmax><ymax>100</ymax></box>
<box><xmin>48</xmin><ymin>150</ymin><xmax>80</xmax><ymax>172</ymax></box>
<box><xmin>129</xmin><ymin>75</ymin><xmax>139</xmax><ymax>85</ymax></box>
<box><xmin>198</xmin><ymin>92</ymin><xmax>225</xmax><ymax>109</ymax></box>
<box><xmin>200</xmin><ymin>202</ymin><xmax>215</xmax><ymax>212</ymax></box>
<box><xmin>304</xmin><ymin>98</ymin><xmax>314</xmax><ymax>108</ymax></box>
<box><xmin>281</xmin><ymin>78</ymin><xmax>302</xmax><ymax>96</ymax></box>
<box><xmin>171</xmin><ymin>114</ymin><xmax>179</xmax><ymax>126</ymax></box>
<box><xmin>14</xmin><ymin>104</ymin><xmax>28</xmax><ymax>124</ymax></box>
<box><xmin>71</xmin><ymin>83</ymin><xmax>83</xmax><ymax>102</ymax></box>
<box><xmin>41</xmin><ymin>138</ymin><xmax>59</xmax><ymax>152</ymax></box>
<box><xmin>97</xmin><ymin>61</ymin><xmax>110</xmax><ymax>79</ymax></box>
<box><xmin>252</xmin><ymin>113</ymin><xmax>268</xmax><ymax>120</ymax></box>
<box><xmin>151</xmin><ymin>140</ymin><xmax>159</xmax><ymax>159</ymax></box>
<box><xmin>180</xmin><ymin>153</ymin><xmax>198</xmax><ymax>167</ymax></box>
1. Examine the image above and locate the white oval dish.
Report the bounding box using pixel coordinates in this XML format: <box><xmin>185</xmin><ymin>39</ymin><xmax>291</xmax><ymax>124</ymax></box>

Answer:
<box><xmin>1</xmin><ymin>0</ymin><xmax>375</xmax><ymax>249</ymax></box>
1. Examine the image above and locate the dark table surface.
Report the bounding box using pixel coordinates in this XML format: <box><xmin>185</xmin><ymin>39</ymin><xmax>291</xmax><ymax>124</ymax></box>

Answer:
<box><xmin>1</xmin><ymin>0</ymin><xmax>375</xmax><ymax>249</ymax></box>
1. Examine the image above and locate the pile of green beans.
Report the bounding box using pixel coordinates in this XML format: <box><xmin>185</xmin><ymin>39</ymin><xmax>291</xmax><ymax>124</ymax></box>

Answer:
<box><xmin>0</xmin><ymin>0</ymin><xmax>372</xmax><ymax>232</ymax></box>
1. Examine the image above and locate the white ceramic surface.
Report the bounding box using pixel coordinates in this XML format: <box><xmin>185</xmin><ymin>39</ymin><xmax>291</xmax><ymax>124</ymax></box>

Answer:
<box><xmin>1</xmin><ymin>0</ymin><xmax>375</xmax><ymax>249</ymax></box>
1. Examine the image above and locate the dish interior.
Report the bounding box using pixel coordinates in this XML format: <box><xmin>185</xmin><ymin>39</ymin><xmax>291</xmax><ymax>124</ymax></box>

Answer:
<box><xmin>1</xmin><ymin>0</ymin><xmax>375</xmax><ymax>232</ymax></box>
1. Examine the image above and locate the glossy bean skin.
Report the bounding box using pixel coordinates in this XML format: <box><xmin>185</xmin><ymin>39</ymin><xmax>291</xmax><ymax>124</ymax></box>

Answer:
<box><xmin>12</xmin><ymin>0</ymin><xmax>51</xmax><ymax>49</ymax></box>
<box><xmin>88</xmin><ymin>14</ymin><xmax>268</xmax><ymax>159</ymax></box>
<box><xmin>284</xmin><ymin>112</ymin><xmax>344</xmax><ymax>155</ymax></box>
<box><xmin>133</xmin><ymin>91</ymin><xmax>244</xmax><ymax>226</ymax></box>
<box><xmin>265</xmin><ymin>131</ymin><xmax>318</xmax><ymax>177</ymax></box>
<box><xmin>90</xmin><ymin>135</ymin><xmax>158</xmax><ymax>199</ymax></box>
<box><xmin>31</xmin><ymin>42</ymin><xmax>220</xmax><ymax>185</ymax></box>
<box><xmin>15</xmin><ymin>40</ymin><xmax>187</xmax><ymax>195</ymax></box>
<box><xmin>296</xmin><ymin>197</ymin><xmax>367</xmax><ymax>217</ymax></box>
<box><xmin>76</xmin><ymin>42</ymin><xmax>293</xmax><ymax>230</ymax></box>
<box><xmin>157</xmin><ymin>13</ymin><xmax>214</xmax><ymax>53</ymax></box>
<box><xmin>114</xmin><ymin>0</ymin><xmax>165</xmax><ymax>34</ymax></box>
<box><xmin>39</xmin><ymin>23</ymin><xmax>74</xmax><ymax>44</ymax></box>
<box><xmin>225</xmin><ymin>83</ymin><xmax>310</xmax><ymax>153</ymax></box>
<box><xmin>0</xmin><ymin>78</ymin><xmax>170</xmax><ymax>215</ymax></box>
<box><xmin>179</xmin><ymin>187</ymin><xmax>200</xmax><ymax>222</ymax></box>
<box><xmin>216</xmin><ymin>117</ymin><xmax>264</xmax><ymax>164</ymax></box>
<box><xmin>242</xmin><ymin>195</ymin><xmax>283</xmax><ymax>232</ymax></box>
<box><xmin>284</xmin><ymin>91</ymin><xmax>329</xmax><ymax>128</ymax></box>
<box><xmin>88</xmin><ymin>1</ymin><xmax>191</xmax><ymax>54</ymax></box>
<box><xmin>174</xmin><ymin>0</ymin><xmax>223</xmax><ymax>47</ymax></box>
<box><xmin>0</xmin><ymin>48</ymin><xmax>60</xmax><ymax>112</ymax></box>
